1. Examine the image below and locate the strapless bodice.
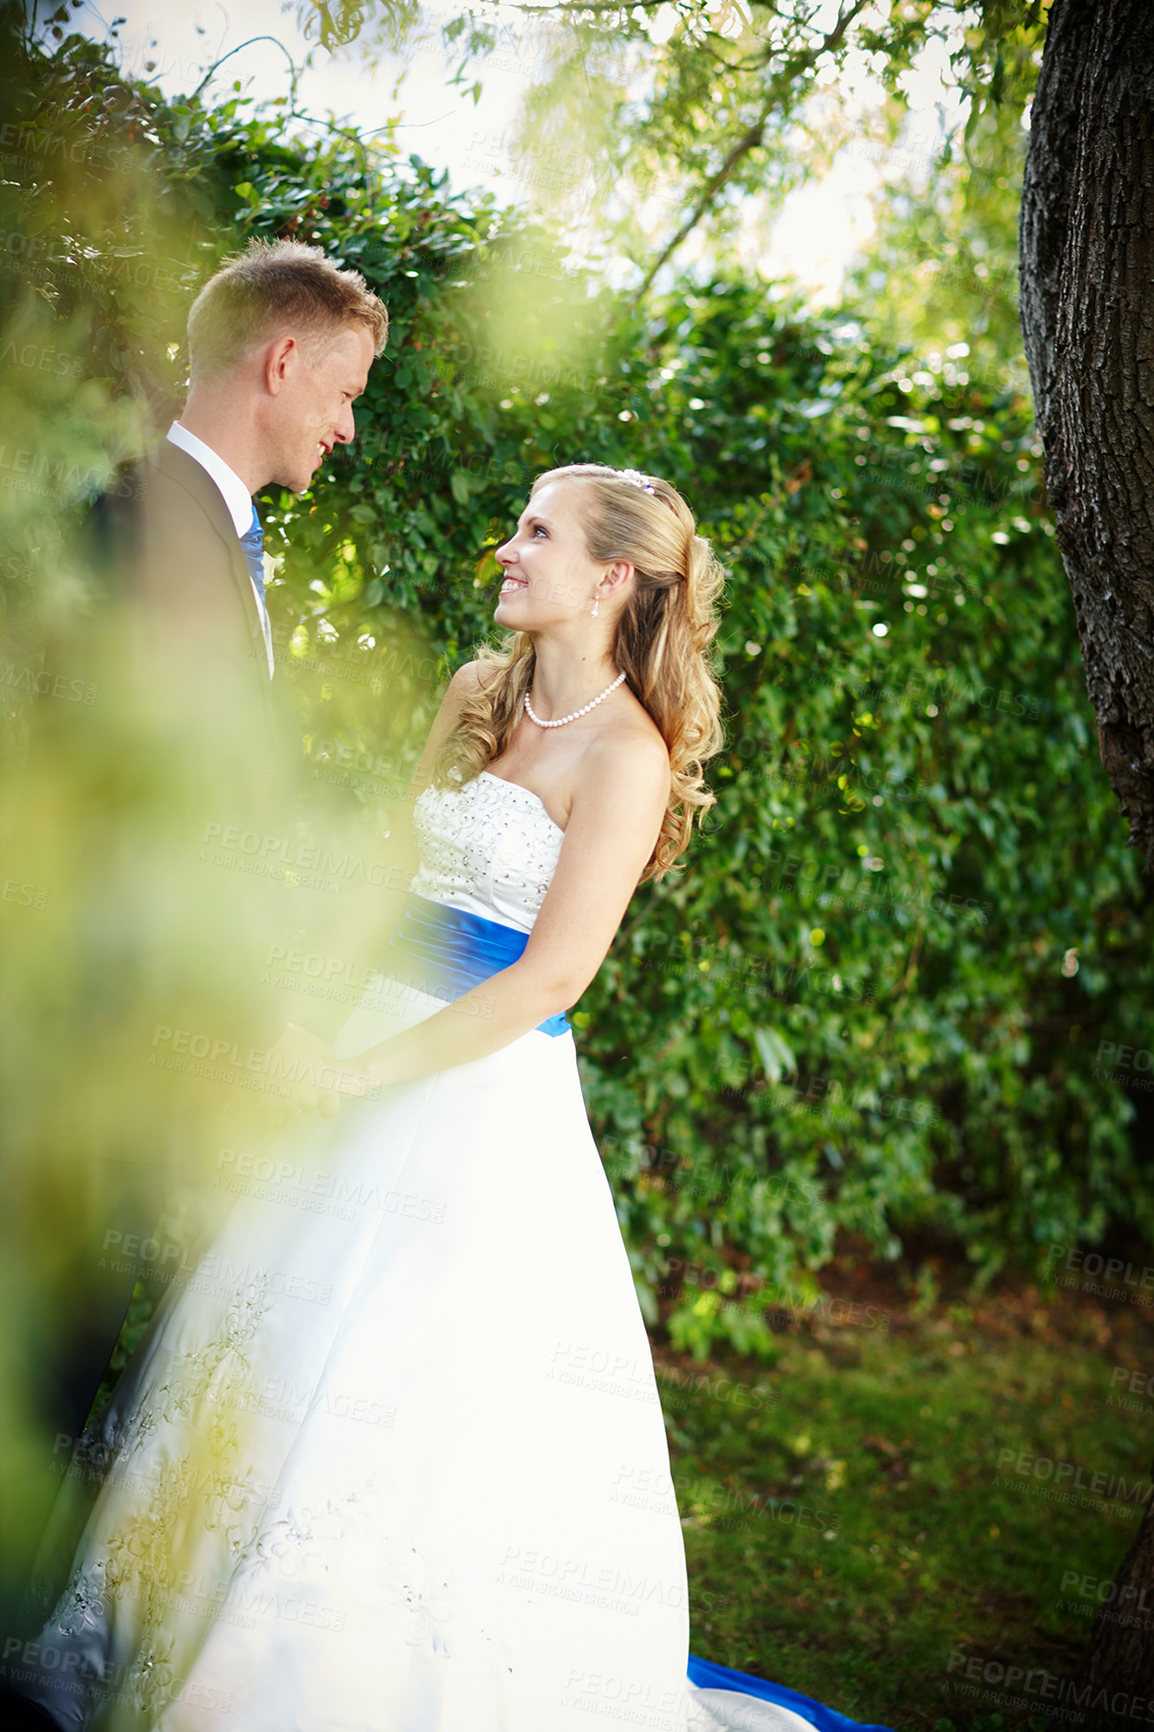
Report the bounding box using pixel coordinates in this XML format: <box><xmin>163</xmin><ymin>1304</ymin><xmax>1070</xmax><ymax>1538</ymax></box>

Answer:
<box><xmin>409</xmin><ymin>770</ymin><xmax>565</xmax><ymax>934</ymax></box>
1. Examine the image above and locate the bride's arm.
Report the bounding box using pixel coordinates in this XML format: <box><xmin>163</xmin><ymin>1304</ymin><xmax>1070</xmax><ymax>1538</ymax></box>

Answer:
<box><xmin>345</xmin><ymin>730</ymin><xmax>671</xmax><ymax>1090</ymax></box>
<box><xmin>388</xmin><ymin>658</ymin><xmax>487</xmax><ymax>857</ymax></box>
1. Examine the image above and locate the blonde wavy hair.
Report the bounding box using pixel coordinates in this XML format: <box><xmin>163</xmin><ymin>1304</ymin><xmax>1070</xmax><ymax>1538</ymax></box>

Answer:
<box><xmin>433</xmin><ymin>463</ymin><xmax>727</xmax><ymax>881</ymax></box>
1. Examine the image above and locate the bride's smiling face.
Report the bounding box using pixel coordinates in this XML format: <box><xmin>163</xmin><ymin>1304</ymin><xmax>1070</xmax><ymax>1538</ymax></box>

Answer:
<box><xmin>492</xmin><ymin>482</ymin><xmax>600</xmax><ymax>627</ymax></box>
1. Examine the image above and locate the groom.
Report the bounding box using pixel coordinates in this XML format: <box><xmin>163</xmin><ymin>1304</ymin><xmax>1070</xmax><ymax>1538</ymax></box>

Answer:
<box><xmin>2</xmin><ymin>237</ymin><xmax>390</xmax><ymax>1731</ymax></box>
<box><xmin>97</xmin><ymin>237</ymin><xmax>386</xmax><ymax>714</ymax></box>
<box><xmin>58</xmin><ymin>237</ymin><xmax>389</xmax><ymax>1441</ymax></box>
<box><xmin>92</xmin><ymin>236</ymin><xmax>389</xmax><ymax>1093</ymax></box>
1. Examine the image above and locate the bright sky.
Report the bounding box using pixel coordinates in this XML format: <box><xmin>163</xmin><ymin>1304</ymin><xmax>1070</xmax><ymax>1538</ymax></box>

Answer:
<box><xmin>67</xmin><ymin>0</ymin><xmax>970</xmax><ymax>302</ymax></box>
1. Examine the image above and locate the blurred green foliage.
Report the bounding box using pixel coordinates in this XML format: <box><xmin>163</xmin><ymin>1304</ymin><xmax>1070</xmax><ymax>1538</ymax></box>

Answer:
<box><xmin>2</xmin><ymin>0</ymin><xmax>1151</xmax><ymax>1401</ymax></box>
<box><xmin>323</xmin><ymin>0</ymin><xmax>1047</xmax><ymax>304</ymax></box>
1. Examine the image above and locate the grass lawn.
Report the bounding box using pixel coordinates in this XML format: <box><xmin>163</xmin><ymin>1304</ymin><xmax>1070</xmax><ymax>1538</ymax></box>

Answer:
<box><xmin>657</xmin><ymin>1265</ymin><xmax>1154</xmax><ymax>1729</ymax></box>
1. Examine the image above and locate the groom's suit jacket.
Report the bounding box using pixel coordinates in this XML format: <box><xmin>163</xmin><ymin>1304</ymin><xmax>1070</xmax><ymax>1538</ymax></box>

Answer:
<box><xmin>87</xmin><ymin>438</ymin><xmax>299</xmax><ymax>1037</ymax></box>
<box><xmin>88</xmin><ymin>439</ymin><xmax>282</xmax><ymax>761</ymax></box>
<box><xmin>21</xmin><ymin>444</ymin><xmax>307</xmax><ymax>1600</ymax></box>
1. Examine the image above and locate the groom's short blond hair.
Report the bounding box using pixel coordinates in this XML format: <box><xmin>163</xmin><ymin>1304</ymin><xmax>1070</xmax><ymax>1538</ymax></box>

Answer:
<box><xmin>187</xmin><ymin>237</ymin><xmax>389</xmax><ymax>383</ymax></box>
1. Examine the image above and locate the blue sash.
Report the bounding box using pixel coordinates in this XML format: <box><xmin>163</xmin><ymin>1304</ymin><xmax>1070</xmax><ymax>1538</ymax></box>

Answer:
<box><xmin>385</xmin><ymin>891</ymin><xmax>572</xmax><ymax>1038</ymax></box>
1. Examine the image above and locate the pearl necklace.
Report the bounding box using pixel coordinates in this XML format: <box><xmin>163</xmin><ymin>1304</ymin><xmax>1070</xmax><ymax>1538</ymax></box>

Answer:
<box><xmin>524</xmin><ymin>670</ymin><xmax>627</xmax><ymax>728</ymax></box>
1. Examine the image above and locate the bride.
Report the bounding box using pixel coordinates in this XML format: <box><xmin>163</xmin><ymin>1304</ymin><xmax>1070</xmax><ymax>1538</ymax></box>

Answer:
<box><xmin>13</xmin><ymin>463</ymin><xmax>892</xmax><ymax>1732</ymax></box>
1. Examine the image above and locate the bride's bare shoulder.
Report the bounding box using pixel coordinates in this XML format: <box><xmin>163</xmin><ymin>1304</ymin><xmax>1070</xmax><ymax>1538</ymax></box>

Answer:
<box><xmin>450</xmin><ymin>658</ymin><xmax>500</xmax><ymax>695</ymax></box>
<box><xmin>578</xmin><ymin>710</ymin><xmax>671</xmax><ymax>808</ymax></box>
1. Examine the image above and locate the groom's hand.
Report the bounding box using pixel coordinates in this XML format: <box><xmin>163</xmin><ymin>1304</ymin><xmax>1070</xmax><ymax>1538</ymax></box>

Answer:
<box><xmin>269</xmin><ymin>1022</ymin><xmax>344</xmax><ymax>1118</ymax></box>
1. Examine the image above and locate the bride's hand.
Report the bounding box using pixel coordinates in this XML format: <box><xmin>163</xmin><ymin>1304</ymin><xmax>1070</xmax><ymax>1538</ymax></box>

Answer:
<box><xmin>266</xmin><ymin>1022</ymin><xmax>345</xmax><ymax>1118</ymax></box>
<box><xmin>333</xmin><ymin>1050</ymin><xmax>384</xmax><ymax>1098</ymax></box>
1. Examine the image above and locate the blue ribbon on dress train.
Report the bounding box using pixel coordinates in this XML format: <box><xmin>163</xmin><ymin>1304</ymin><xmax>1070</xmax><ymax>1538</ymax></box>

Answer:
<box><xmin>385</xmin><ymin>891</ymin><xmax>572</xmax><ymax>1037</ymax></box>
<box><xmin>686</xmin><ymin>1654</ymin><xmax>894</xmax><ymax>1730</ymax></box>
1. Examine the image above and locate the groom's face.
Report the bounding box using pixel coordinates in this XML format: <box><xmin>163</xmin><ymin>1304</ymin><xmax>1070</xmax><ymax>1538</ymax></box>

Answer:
<box><xmin>266</xmin><ymin>324</ymin><xmax>376</xmax><ymax>493</ymax></box>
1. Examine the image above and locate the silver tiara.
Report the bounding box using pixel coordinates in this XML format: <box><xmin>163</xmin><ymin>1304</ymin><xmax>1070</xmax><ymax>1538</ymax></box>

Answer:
<box><xmin>615</xmin><ymin>467</ymin><xmax>655</xmax><ymax>493</ymax></box>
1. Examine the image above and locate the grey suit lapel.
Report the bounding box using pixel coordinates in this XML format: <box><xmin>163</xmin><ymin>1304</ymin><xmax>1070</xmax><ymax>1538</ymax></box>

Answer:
<box><xmin>153</xmin><ymin>440</ymin><xmax>267</xmax><ymax>669</ymax></box>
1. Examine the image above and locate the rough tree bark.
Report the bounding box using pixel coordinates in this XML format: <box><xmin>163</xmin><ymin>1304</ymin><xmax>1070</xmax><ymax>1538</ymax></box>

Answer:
<box><xmin>1021</xmin><ymin>0</ymin><xmax>1154</xmax><ymax>861</ymax></box>
<box><xmin>1019</xmin><ymin>0</ymin><xmax>1154</xmax><ymax>1719</ymax></box>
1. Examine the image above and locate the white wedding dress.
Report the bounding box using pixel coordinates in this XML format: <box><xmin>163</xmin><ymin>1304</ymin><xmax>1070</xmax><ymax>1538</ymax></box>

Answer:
<box><xmin>17</xmin><ymin>771</ymin><xmax>890</xmax><ymax>1732</ymax></box>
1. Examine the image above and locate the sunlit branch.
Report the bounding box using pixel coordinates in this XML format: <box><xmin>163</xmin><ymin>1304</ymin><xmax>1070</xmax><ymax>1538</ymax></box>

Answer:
<box><xmin>189</xmin><ymin>35</ymin><xmax>301</xmax><ymax>103</ymax></box>
<box><xmin>628</xmin><ymin>0</ymin><xmax>872</xmax><ymax>304</ymax></box>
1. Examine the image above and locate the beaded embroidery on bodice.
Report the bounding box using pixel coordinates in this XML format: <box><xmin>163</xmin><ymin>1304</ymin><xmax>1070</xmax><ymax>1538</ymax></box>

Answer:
<box><xmin>410</xmin><ymin>770</ymin><xmax>565</xmax><ymax>934</ymax></box>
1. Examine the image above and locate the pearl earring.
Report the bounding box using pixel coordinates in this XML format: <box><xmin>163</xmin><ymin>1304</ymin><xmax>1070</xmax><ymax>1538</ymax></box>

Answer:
<box><xmin>591</xmin><ymin>595</ymin><xmax>600</xmax><ymax>618</ymax></box>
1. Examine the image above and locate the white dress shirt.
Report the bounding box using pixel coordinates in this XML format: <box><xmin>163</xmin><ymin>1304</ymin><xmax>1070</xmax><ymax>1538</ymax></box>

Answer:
<box><xmin>166</xmin><ymin>421</ymin><xmax>275</xmax><ymax>677</ymax></box>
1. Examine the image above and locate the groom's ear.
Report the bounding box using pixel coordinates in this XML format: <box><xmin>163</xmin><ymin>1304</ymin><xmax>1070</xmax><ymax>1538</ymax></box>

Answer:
<box><xmin>264</xmin><ymin>334</ymin><xmax>299</xmax><ymax>396</ymax></box>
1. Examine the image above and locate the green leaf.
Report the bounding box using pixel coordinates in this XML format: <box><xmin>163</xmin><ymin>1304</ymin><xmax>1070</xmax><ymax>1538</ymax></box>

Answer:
<box><xmin>752</xmin><ymin>1027</ymin><xmax>797</xmax><ymax>1084</ymax></box>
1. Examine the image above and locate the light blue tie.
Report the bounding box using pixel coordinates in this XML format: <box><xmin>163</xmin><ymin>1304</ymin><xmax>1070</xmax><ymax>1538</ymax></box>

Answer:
<box><xmin>239</xmin><ymin>501</ymin><xmax>274</xmax><ymax>676</ymax></box>
<box><xmin>239</xmin><ymin>501</ymin><xmax>265</xmax><ymax>603</ymax></box>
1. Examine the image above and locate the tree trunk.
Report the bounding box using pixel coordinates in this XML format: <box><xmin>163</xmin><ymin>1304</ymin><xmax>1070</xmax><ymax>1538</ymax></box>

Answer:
<box><xmin>1020</xmin><ymin>0</ymin><xmax>1154</xmax><ymax>866</ymax></box>
<box><xmin>1019</xmin><ymin>0</ymin><xmax>1154</xmax><ymax>1718</ymax></box>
